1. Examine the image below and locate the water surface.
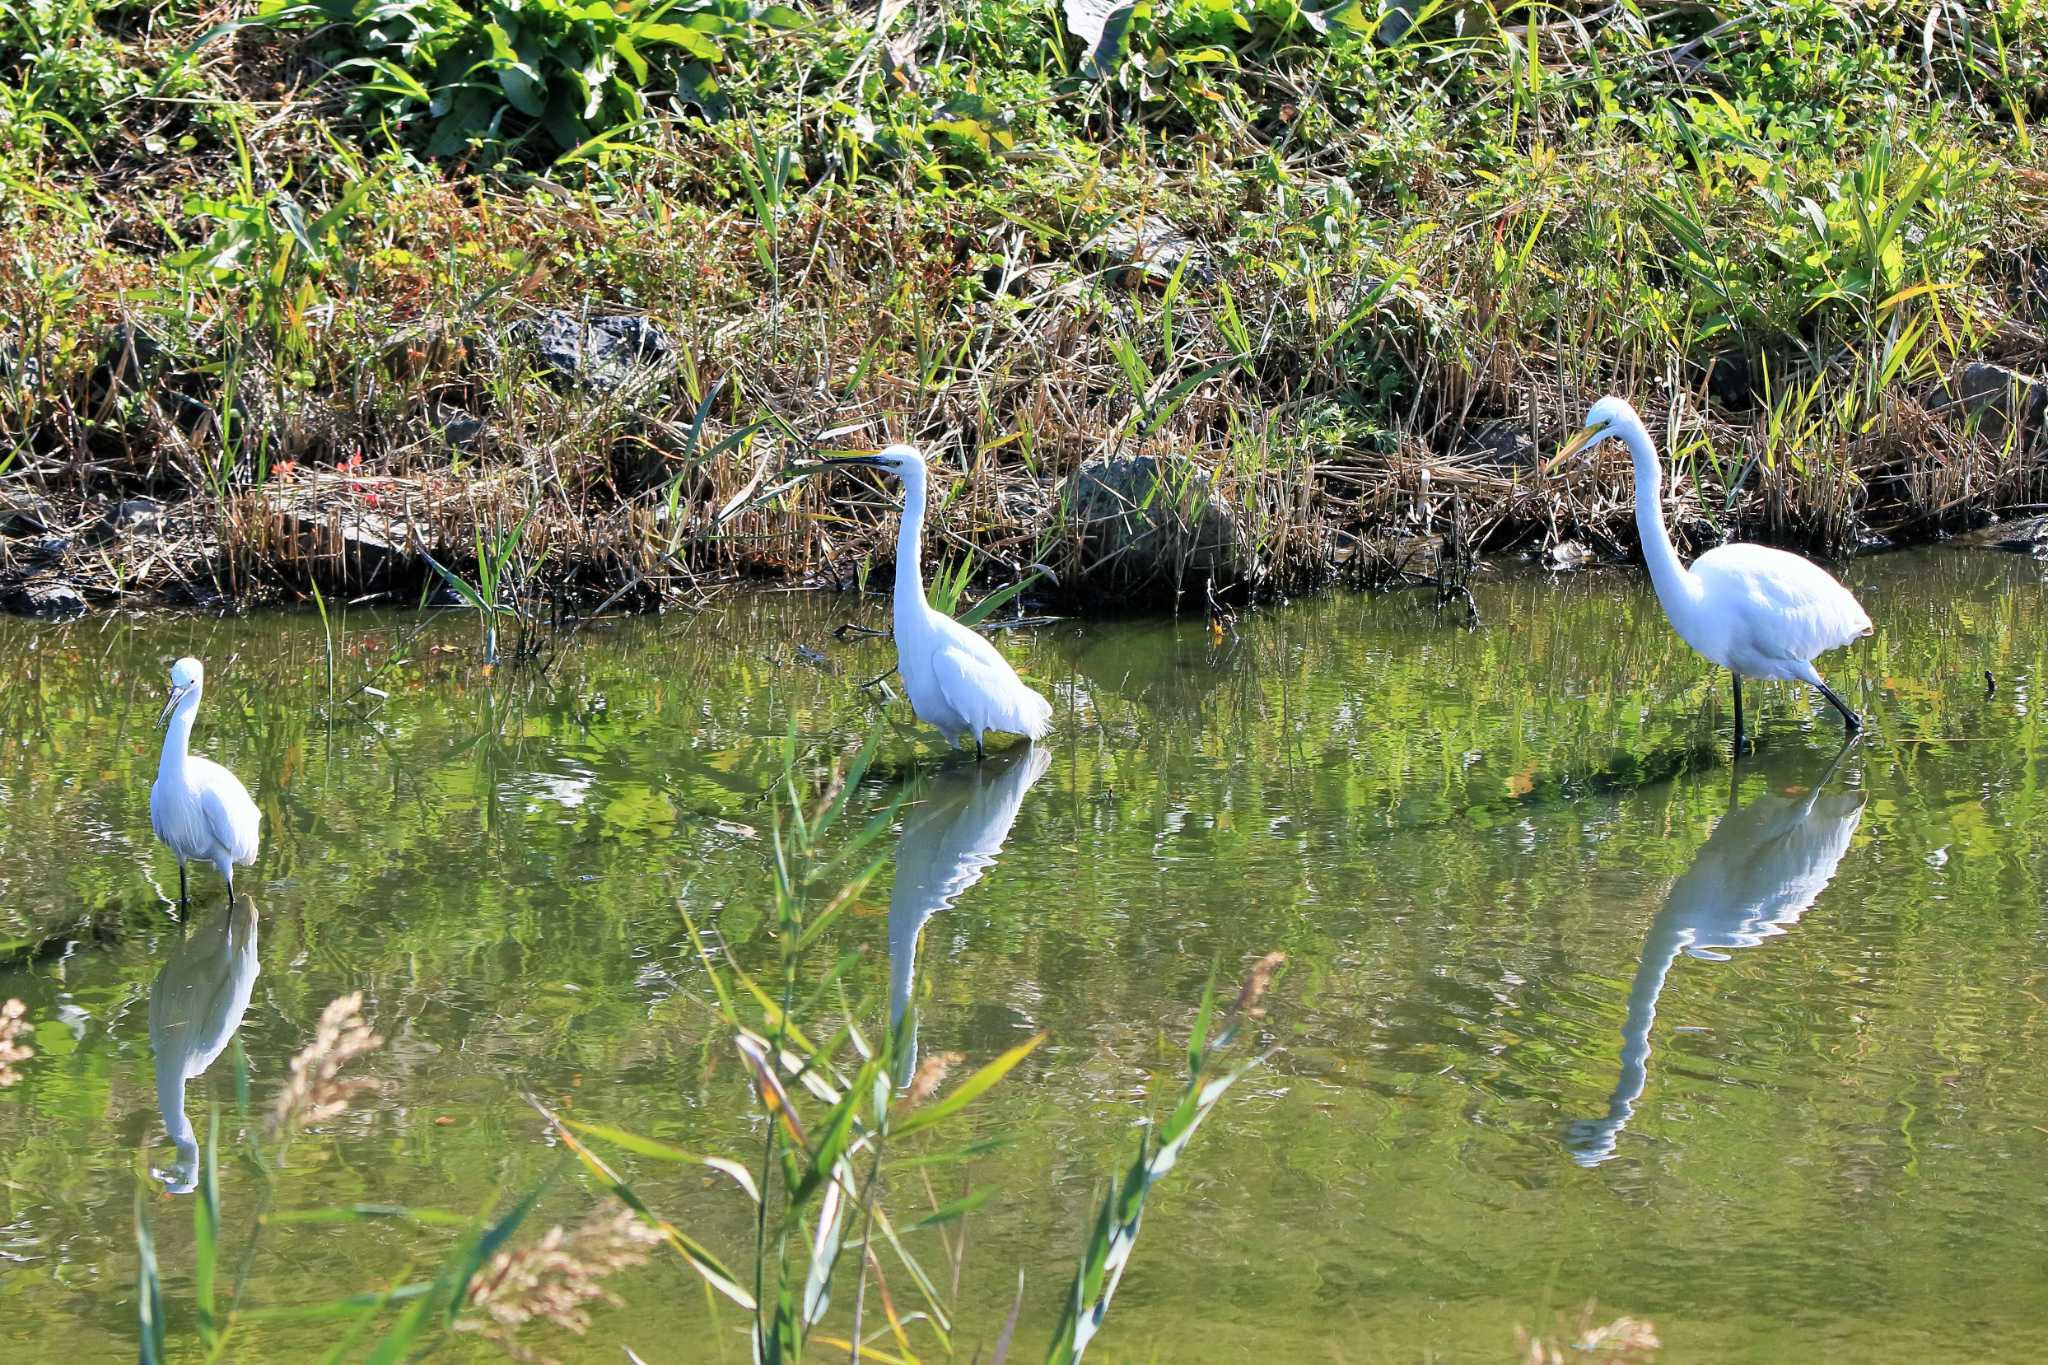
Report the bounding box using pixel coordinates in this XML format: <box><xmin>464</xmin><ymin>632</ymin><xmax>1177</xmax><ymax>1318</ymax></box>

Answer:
<box><xmin>2</xmin><ymin>547</ymin><xmax>2046</xmax><ymax>1361</ymax></box>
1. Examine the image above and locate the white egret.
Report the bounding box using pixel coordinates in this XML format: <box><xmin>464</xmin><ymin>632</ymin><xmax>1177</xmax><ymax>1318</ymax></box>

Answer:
<box><xmin>150</xmin><ymin>657</ymin><xmax>261</xmax><ymax>908</ymax></box>
<box><xmin>1567</xmin><ymin>744</ymin><xmax>1864</xmax><ymax>1166</ymax></box>
<box><xmin>148</xmin><ymin>898</ymin><xmax>259</xmax><ymax>1193</ymax></box>
<box><xmin>888</xmin><ymin>745</ymin><xmax>1051</xmax><ymax>1084</ymax></box>
<box><xmin>1550</xmin><ymin>397</ymin><xmax>1873</xmax><ymax>753</ymax></box>
<box><xmin>821</xmin><ymin>445</ymin><xmax>1052</xmax><ymax>756</ymax></box>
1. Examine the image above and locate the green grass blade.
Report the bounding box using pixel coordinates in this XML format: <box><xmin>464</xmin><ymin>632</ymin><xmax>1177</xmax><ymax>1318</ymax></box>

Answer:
<box><xmin>559</xmin><ymin>1119</ymin><xmax>761</xmax><ymax>1202</ymax></box>
<box><xmin>891</xmin><ymin>1033</ymin><xmax>1044</xmax><ymax>1139</ymax></box>
<box><xmin>363</xmin><ymin>1282</ymin><xmax>439</xmax><ymax>1365</ymax></box>
<box><xmin>136</xmin><ymin>1187</ymin><xmax>167</xmax><ymax>1365</ymax></box>
<box><xmin>540</xmin><ymin>1105</ymin><xmax>758</xmax><ymax>1310</ymax></box>
<box><xmin>444</xmin><ymin>1171</ymin><xmax>558</xmax><ymax>1325</ymax></box>
<box><xmin>195</xmin><ymin>1108</ymin><xmax>221</xmax><ymax>1348</ymax></box>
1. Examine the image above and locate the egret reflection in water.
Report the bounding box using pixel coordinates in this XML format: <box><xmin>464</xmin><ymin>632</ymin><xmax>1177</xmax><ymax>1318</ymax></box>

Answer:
<box><xmin>1567</xmin><ymin>745</ymin><xmax>1865</xmax><ymax>1167</ymax></box>
<box><xmin>148</xmin><ymin>899</ymin><xmax>260</xmax><ymax>1193</ymax></box>
<box><xmin>888</xmin><ymin>746</ymin><xmax>1053</xmax><ymax>1084</ymax></box>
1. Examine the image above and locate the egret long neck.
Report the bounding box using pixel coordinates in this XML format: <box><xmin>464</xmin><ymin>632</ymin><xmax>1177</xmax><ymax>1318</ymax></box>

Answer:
<box><xmin>160</xmin><ymin>686</ymin><xmax>200</xmax><ymax>777</ymax></box>
<box><xmin>893</xmin><ymin>464</ymin><xmax>929</xmax><ymax>623</ymax></box>
<box><xmin>1618</xmin><ymin>419</ymin><xmax>1699</xmax><ymax>610</ymax></box>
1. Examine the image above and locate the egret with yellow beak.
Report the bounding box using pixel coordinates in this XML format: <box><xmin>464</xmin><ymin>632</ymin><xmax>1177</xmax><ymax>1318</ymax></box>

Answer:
<box><xmin>1547</xmin><ymin>397</ymin><xmax>1872</xmax><ymax>754</ymax></box>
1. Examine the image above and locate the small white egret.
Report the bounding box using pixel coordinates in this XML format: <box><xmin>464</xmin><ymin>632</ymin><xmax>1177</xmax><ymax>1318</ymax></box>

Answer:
<box><xmin>820</xmin><ymin>445</ymin><xmax>1052</xmax><ymax>757</ymax></box>
<box><xmin>1550</xmin><ymin>397</ymin><xmax>1873</xmax><ymax>753</ymax></box>
<box><xmin>150</xmin><ymin>657</ymin><xmax>261</xmax><ymax>908</ymax></box>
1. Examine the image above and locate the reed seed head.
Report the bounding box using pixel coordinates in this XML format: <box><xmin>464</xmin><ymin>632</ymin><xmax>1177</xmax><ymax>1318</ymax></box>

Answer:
<box><xmin>268</xmin><ymin>991</ymin><xmax>384</xmax><ymax>1137</ymax></box>
<box><xmin>0</xmin><ymin>999</ymin><xmax>32</xmax><ymax>1088</ymax></box>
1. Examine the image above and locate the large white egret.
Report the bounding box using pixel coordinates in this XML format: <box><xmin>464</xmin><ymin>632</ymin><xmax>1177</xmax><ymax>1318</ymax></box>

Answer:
<box><xmin>1549</xmin><ymin>397</ymin><xmax>1873</xmax><ymax>753</ymax></box>
<box><xmin>888</xmin><ymin>745</ymin><xmax>1052</xmax><ymax>1084</ymax></box>
<box><xmin>820</xmin><ymin>445</ymin><xmax>1052</xmax><ymax>757</ymax></box>
<box><xmin>148</xmin><ymin>898</ymin><xmax>259</xmax><ymax>1193</ymax></box>
<box><xmin>1566</xmin><ymin>745</ymin><xmax>1864</xmax><ymax>1166</ymax></box>
<box><xmin>150</xmin><ymin>657</ymin><xmax>261</xmax><ymax>908</ymax></box>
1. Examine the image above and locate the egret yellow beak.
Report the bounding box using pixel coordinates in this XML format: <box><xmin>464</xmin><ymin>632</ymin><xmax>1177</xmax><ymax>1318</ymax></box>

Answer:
<box><xmin>1541</xmin><ymin>423</ymin><xmax>1605</xmax><ymax>476</ymax></box>
<box><xmin>158</xmin><ymin>683</ymin><xmax>189</xmax><ymax>727</ymax></box>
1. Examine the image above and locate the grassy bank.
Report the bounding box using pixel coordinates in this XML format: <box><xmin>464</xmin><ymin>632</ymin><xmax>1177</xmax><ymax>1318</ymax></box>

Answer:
<box><xmin>1</xmin><ymin>0</ymin><xmax>2043</xmax><ymax>617</ymax></box>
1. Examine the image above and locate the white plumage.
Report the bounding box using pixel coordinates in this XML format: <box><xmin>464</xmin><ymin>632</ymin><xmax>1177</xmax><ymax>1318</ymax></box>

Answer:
<box><xmin>1559</xmin><ymin>397</ymin><xmax>1874</xmax><ymax>751</ymax></box>
<box><xmin>150</xmin><ymin>656</ymin><xmax>261</xmax><ymax>907</ymax></box>
<box><xmin>822</xmin><ymin>444</ymin><xmax>1053</xmax><ymax>755</ymax></box>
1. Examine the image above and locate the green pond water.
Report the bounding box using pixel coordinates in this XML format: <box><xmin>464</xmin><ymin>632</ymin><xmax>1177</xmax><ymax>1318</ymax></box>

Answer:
<box><xmin>2</xmin><ymin>545</ymin><xmax>2047</xmax><ymax>1362</ymax></box>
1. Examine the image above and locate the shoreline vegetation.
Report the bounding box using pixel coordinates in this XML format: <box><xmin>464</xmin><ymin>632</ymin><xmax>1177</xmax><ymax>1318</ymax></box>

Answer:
<box><xmin>2</xmin><ymin>1</ymin><xmax>2044</xmax><ymax>623</ymax></box>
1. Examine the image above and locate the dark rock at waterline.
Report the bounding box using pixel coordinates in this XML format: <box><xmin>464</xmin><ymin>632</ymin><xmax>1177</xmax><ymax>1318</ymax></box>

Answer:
<box><xmin>509</xmin><ymin>311</ymin><xmax>674</xmax><ymax>396</ymax></box>
<box><xmin>1949</xmin><ymin>362</ymin><xmax>2047</xmax><ymax>448</ymax></box>
<box><xmin>1985</xmin><ymin>515</ymin><xmax>2048</xmax><ymax>557</ymax></box>
<box><xmin>1061</xmin><ymin>455</ymin><xmax>1249</xmax><ymax>595</ymax></box>
<box><xmin>263</xmin><ymin>492</ymin><xmax>432</xmax><ymax>593</ymax></box>
<box><xmin>1544</xmin><ymin>539</ymin><xmax>1594</xmax><ymax>572</ymax></box>
<box><xmin>4</xmin><ymin>580</ymin><xmax>86</xmax><ymax>618</ymax></box>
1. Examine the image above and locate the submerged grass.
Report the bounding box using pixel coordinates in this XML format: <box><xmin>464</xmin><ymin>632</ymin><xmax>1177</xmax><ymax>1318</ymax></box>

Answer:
<box><xmin>0</xmin><ymin>1</ymin><xmax>2043</xmax><ymax>617</ymax></box>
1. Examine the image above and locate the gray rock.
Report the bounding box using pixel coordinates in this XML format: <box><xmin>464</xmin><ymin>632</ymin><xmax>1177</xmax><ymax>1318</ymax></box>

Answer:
<box><xmin>1544</xmin><ymin>539</ymin><xmax>1594</xmax><ymax>572</ymax></box>
<box><xmin>0</xmin><ymin>490</ymin><xmax>56</xmax><ymax>536</ymax></box>
<box><xmin>434</xmin><ymin>403</ymin><xmax>488</xmax><ymax>450</ymax></box>
<box><xmin>264</xmin><ymin>492</ymin><xmax>430</xmax><ymax>593</ymax></box>
<box><xmin>1061</xmin><ymin>455</ymin><xmax>1248</xmax><ymax>594</ymax></box>
<box><xmin>101</xmin><ymin>497</ymin><xmax>165</xmax><ymax>538</ymax></box>
<box><xmin>6</xmin><ymin>580</ymin><xmax>86</xmax><ymax>618</ymax></box>
<box><xmin>1949</xmin><ymin>362</ymin><xmax>2047</xmax><ymax>447</ymax></box>
<box><xmin>1987</xmin><ymin>515</ymin><xmax>2048</xmax><ymax>557</ymax></box>
<box><xmin>510</xmin><ymin>311</ymin><xmax>674</xmax><ymax>396</ymax></box>
<box><xmin>1086</xmin><ymin>217</ymin><xmax>1216</xmax><ymax>286</ymax></box>
<box><xmin>1463</xmin><ymin>422</ymin><xmax>1536</xmax><ymax>468</ymax></box>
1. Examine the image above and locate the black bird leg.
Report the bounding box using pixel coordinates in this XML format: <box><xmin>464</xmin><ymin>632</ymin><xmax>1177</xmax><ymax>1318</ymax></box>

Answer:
<box><xmin>178</xmin><ymin>862</ymin><xmax>189</xmax><ymax>911</ymax></box>
<box><xmin>1732</xmin><ymin>673</ymin><xmax>1748</xmax><ymax>757</ymax></box>
<box><xmin>1814</xmin><ymin>679</ymin><xmax>1862</xmax><ymax>735</ymax></box>
<box><xmin>974</xmin><ymin>737</ymin><xmax>986</xmax><ymax>763</ymax></box>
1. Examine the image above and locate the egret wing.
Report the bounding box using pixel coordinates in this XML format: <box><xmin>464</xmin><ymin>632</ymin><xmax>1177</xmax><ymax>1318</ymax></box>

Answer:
<box><xmin>1692</xmin><ymin>543</ymin><xmax>1871</xmax><ymax>661</ymax></box>
<box><xmin>195</xmin><ymin>761</ymin><xmax>262</xmax><ymax>865</ymax></box>
<box><xmin>929</xmin><ymin>620</ymin><xmax>1052</xmax><ymax>741</ymax></box>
